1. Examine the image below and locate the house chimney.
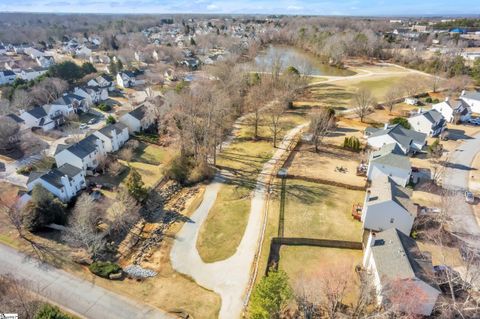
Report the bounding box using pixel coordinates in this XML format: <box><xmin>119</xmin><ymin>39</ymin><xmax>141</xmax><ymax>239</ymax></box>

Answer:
<box><xmin>445</xmin><ymin>96</ymin><xmax>449</xmax><ymax>102</ymax></box>
<box><xmin>384</xmin><ymin>123</ymin><xmax>389</xmax><ymax>129</ymax></box>
<box><xmin>461</xmin><ymin>90</ymin><xmax>466</xmax><ymax>96</ymax></box>
<box><xmin>370</xmin><ymin>232</ymin><xmax>376</xmax><ymax>247</ymax></box>
<box><xmin>418</xmin><ymin>107</ymin><xmax>423</xmax><ymax>114</ymax></box>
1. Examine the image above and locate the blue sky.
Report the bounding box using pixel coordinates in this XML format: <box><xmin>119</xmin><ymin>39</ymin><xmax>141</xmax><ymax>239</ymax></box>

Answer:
<box><xmin>0</xmin><ymin>0</ymin><xmax>479</xmax><ymax>16</ymax></box>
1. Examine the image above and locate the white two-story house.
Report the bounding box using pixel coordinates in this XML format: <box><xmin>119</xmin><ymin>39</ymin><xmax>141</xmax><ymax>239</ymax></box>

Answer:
<box><xmin>119</xmin><ymin>104</ymin><xmax>155</xmax><ymax>133</ymax></box>
<box><xmin>116</xmin><ymin>71</ymin><xmax>136</xmax><ymax>88</ymax></box>
<box><xmin>93</xmin><ymin>122</ymin><xmax>129</xmax><ymax>153</ymax></box>
<box><xmin>365</xmin><ymin>124</ymin><xmax>427</xmax><ymax>155</ymax></box>
<box><xmin>408</xmin><ymin>109</ymin><xmax>446</xmax><ymax>137</ymax></box>
<box><xmin>27</xmin><ymin>163</ymin><xmax>86</xmax><ymax>202</ymax></box>
<box><xmin>55</xmin><ymin>135</ymin><xmax>106</xmax><ymax>173</ymax></box>
<box><xmin>432</xmin><ymin>98</ymin><xmax>471</xmax><ymax>123</ymax></box>
<box><xmin>367</xmin><ymin>143</ymin><xmax>412</xmax><ymax>187</ymax></box>
<box><xmin>460</xmin><ymin>90</ymin><xmax>480</xmax><ymax>114</ymax></box>
<box><xmin>363</xmin><ymin>229</ymin><xmax>440</xmax><ymax>316</ymax></box>
<box><xmin>361</xmin><ymin>175</ymin><xmax>416</xmax><ymax>236</ymax></box>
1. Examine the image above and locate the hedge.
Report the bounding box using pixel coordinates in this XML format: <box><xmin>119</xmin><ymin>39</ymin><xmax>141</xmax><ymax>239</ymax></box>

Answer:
<box><xmin>88</xmin><ymin>261</ymin><xmax>122</xmax><ymax>278</ymax></box>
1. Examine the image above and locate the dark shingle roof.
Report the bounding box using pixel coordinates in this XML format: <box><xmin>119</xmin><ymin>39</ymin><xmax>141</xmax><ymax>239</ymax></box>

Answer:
<box><xmin>26</xmin><ymin>107</ymin><xmax>47</xmax><ymax>119</ymax></box>
<box><xmin>370</xmin><ymin>228</ymin><xmax>439</xmax><ymax>291</ymax></box>
<box><xmin>367</xmin><ymin>175</ymin><xmax>416</xmax><ymax>215</ymax></box>
<box><xmin>370</xmin><ymin>143</ymin><xmax>411</xmax><ymax>171</ymax></box>
<box><xmin>128</xmin><ymin>105</ymin><xmax>147</xmax><ymax>121</ymax></box>
<box><xmin>96</xmin><ymin>122</ymin><xmax>127</xmax><ymax>139</ymax></box>
<box><xmin>60</xmin><ymin>134</ymin><xmax>99</xmax><ymax>159</ymax></box>
<box><xmin>410</xmin><ymin>109</ymin><xmax>444</xmax><ymax>124</ymax></box>
<box><xmin>54</xmin><ymin>93</ymin><xmax>84</xmax><ymax>105</ymax></box>
<box><xmin>40</xmin><ymin>163</ymin><xmax>82</xmax><ymax>189</ymax></box>
<box><xmin>1</xmin><ymin>70</ymin><xmax>15</xmax><ymax>76</ymax></box>
<box><xmin>369</xmin><ymin>124</ymin><xmax>426</xmax><ymax>150</ymax></box>
<box><xmin>5</xmin><ymin>113</ymin><xmax>25</xmax><ymax>124</ymax></box>
<box><xmin>462</xmin><ymin>91</ymin><xmax>480</xmax><ymax>101</ymax></box>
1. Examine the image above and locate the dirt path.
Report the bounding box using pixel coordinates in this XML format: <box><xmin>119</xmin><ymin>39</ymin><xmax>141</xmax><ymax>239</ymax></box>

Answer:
<box><xmin>170</xmin><ymin>124</ymin><xmax>306</xmax><ymax>319</ymax></box>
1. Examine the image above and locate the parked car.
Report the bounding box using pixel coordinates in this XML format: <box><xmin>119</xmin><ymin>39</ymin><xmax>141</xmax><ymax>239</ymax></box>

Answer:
<box><xmin>79</xmin><ymin>123</ymin><xmax>88</xmax><ymax>130</ymax></box>
<box><xmin>465</xmin><ymin>191</ymin><xmax>475</xmax><ymax>204</ymax></box>
<box><xmin>87</xmin><ymin>118</ymin><xmax>97</xmax><ymax>125</ymax></box>
<box><xmin>468</xmin><ymin>118</ymin><xmax>480</xmax><ymax>126</ymax></box>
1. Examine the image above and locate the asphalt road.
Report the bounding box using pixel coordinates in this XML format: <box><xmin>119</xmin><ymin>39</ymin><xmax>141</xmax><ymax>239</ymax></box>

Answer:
<box><xmin>443</xmin><ymin>132</ymin><xmax>480</xmax><ymax>240</ymax></box>
<box><xmin>0</xmin><ymin>243</ymin><xmax>171</xmax><ymax>319</ymax></box>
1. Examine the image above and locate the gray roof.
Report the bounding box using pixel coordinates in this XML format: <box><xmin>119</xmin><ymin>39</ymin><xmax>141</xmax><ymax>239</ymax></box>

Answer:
<box><xmin>370</xmin><ymin>143</ymin><xmax>411</xmax><ymax>171</ymax></box>
<box><xmin>29</xmin><ymin>163</ymin><xmax>82</xmax><ymax>189</ymax></box>
<box><xmin>59</xmin><ymin>134</ymin><xmax>99</xmax><ymax>159</ymax></box>
<box><xmin>6</xmin><ymin>113</ymin><xmax>25</xmax><ymax>124</ymax></box>
<box><xmin>370</xmin><ymin>228</ymin><xmax>439</xmax><ymax>291</ymax></box>
<box><xmin>410</xmin><ymin>109</ymin><xmax>444</xmax><ymax>124</ymax></box>
<box><xmin>128</xmin><ymin>104</ymin><xmax>147</xmax><ymax>121</ymax></box>
<box><xmin>26</xmin><ymin>106</ymin><xmax>47</xmax><ymax>119</ymax></box>
<box><xmin>369</xmin><ymin>124</ymin><xmax>427</xmax><ymax>150</ymax></box>
<box><xmin>54</xmin><ymin>93</ymin><xmax>84</xmax><ymax>105</ymax></box>
<box><xmin>367</xmin><ymin>175</ymin><xmax>416</xmax><ymax>215</ymax></box>
<box><xmin>96</xmin><ymin>122</ymin><xmax>127</xmax><ymax>139</ymax></box>
<box><xmin>462</xmin><ymin>91</ymin><xmax>480</xmax><ymax>101</ymax></box>
<box><xmin>1</xmin><ymin>69</ymin><xmax>15</xmax><ymax>76</ymax></box>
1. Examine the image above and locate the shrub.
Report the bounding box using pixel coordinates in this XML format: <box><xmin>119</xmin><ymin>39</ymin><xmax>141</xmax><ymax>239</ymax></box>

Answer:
<box><xmin>89</xmin><ymin>261</ymin><xmax>122</xmax><ymax>278</ymax></box>
<box><xmin>433</xmin><ymin>98</ymin><xmax>440</xmax><ymax>103</ymax></box>
<box><xmin>166</xmin><ymin>155</ymin><xmax>214</xmax><ymax>185</ymax></box>
<box><xmin>125</xmin><ymin>167</ymin><xmax>148</xmax><ymax>202</ymax></box>
<box><xmin>425</xmin><ymin>97</ymin><xmax>433</xmax><ymax>103</ymax></box>
<box><xmin>389</xmin><ymin>117</ymin><xmax>411</xmax><ymax>129</ymax></box>
<box><xmin>17</xmin><ymin>165</ymin><xmax>33</xmax><ymax>175</ymax></box>
<box><xmin>97</xmin><ymin>103</ymin><xmax>111</xmax><ymax>112</ymax></box>
<box><xmin>343</xmin><ymin>136</ymin><xmax>361</xmax><ymax>152</ymax></box>
<box><xmin>106</xmin><ymin>115</ymin><xmax>116</xmax><ymax>124</ymax></box>
<box><xmin>22</xmin><ymin>185</ymin><xmax>66</xmax><ymax>231</ymax></box>
<box><xmin>35</xmin><ymin>304</ymin><xmax>71</xmax><ymax>319</ymax></box>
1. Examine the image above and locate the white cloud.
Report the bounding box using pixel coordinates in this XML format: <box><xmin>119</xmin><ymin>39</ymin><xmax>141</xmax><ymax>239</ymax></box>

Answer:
<box><xmin>206</xmin><ymin>3</ymin><xmax>218</xmax><ymax>10</ymax></box>
<box><xmin>287</xmin><ymin>5</ymin><xmax>303</xmax><ymax>11</ymax></box>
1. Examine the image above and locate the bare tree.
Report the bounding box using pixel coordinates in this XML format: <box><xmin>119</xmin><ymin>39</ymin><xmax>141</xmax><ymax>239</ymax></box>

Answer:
<box><xmin>108</xmin><ymin>187</ymin><xmax>141</xmax><ymax>236</ymax></box>
<box><xmin>309</xmin><ymin>108</ymin><xmax>335</xmax><ymax>152</ymax></box>
<box><xmin>0</xmin><ymin>117</ymin><xmax>21</xmax><ymax>153</ymax></box>
<box><xmin>0</xmin><ymin>275</ymin><xmax>41</xmax><ymax>318</ymax></box>
<box><xmin>266</xmin><ymin>103</ymin><xmax>284</xmax><ymax>148</ymax></box>
<box><xmin>31</xmin><ymin>78</ymin><xmax>68</xmax><ymax>105</ymax></box>
<box><xmin>353</xmin><ymin>88</ymin><xmax>375</xmax><ymax>122</ymax></box>
<box><xmin>63</xmin><ymin>194</ymin><xmax>106</xmax><ymax>258</ymax></box>
<box><xmin>384</xmin><ymin>87</ymin><xmax>403</xmax><ymax>114</ymax></box>
<box><xmin>11</xmin><ymin>89</ymin><xmax>33</xmax><ymax>111</ymax></box>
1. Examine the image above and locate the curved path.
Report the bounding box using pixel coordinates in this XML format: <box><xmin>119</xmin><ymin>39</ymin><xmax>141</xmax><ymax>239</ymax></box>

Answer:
<box><xmin>170</xmin><ymin>124</ymin><xmax>305</xmax><ymax>319</ymax></box>
<box><xmin>0</xmin><ymin>243</ymin><xmax>171</xmax><ymax>319</ymax></box>
<box><xmin>443</xmin><ymin>132</ymin><xmax>480</xmax><ymax>244</ymax></box>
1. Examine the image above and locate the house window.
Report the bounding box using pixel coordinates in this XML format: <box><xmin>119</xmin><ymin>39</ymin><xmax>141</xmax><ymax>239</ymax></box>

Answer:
<box><xmin>390</xmin><ymin>218</ymin><xmax>394</xmax><ymax>224</ymax></box>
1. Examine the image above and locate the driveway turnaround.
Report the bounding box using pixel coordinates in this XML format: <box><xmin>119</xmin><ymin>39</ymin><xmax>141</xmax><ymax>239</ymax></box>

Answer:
<box><xmin>443</xmin><ymin>132</ymin><xmax>480</xmax><ymax>241</ymax></box>
<box><xmin>0</xmin><ymin>243</ymin><xmax>171</xmax><ymax>319</ymax></box>
<box><xmin>171</xmin><ymin>124</ymin><xmax>306</xmax><ymax>319</ymax></box>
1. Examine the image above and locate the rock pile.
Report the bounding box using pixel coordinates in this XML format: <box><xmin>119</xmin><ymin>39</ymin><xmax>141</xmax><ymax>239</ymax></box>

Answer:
<box><xmin>124</xmin><ymin>264</ymin><xmax>157</xmax><ymax>278</ymax></box>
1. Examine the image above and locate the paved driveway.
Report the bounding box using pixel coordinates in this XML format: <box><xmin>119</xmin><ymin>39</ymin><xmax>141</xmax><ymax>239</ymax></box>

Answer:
<box><xmin>0</xmin><ymin>244</ymin><xmax>171</xmax><ymax>319</ymax></box>
<box><xmin>443</xmin><ymin>132</ymin><xmax>480</xmax><ymax>242</ymax></box>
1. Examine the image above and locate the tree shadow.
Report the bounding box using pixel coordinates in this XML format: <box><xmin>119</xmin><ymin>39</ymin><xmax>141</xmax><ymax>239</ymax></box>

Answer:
<box><xmin>447</xmin><ymin>129</ymin><xmax>473</xmax><ymax>141</ymax></box>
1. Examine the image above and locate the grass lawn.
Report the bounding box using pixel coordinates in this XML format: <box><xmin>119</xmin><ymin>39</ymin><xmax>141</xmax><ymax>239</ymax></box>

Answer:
<box><xmin>283</xmin><ymin>179</ymin><xmax>364</xmax><ymax>241</ymax></box>
<box><xmin>197</xmin><ymin>183</ymin><xmax>252</xmax><ymax>262</ymax></box>
<box><xmin>279</xmin><ymin>246</ymin><xmax>363</xmax><ymax>306</ymax></box>
<box><xmin>286</xmin><ymin>144</ymin><xmax>366</xmax><ymax>187</ymax></box>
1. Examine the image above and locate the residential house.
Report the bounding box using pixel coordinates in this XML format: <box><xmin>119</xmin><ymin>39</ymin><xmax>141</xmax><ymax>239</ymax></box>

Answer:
<box><xmin>93</xmin><ymin>122</ymin><xmax>129</xmax><ymax>153</ymax></box>
<box><xmin>460</xmin><ymin>90</ymin><xmax>480</xmax><ymax>113</ymax></box>
<box><xmin>24</xmin><ymin>47</ymin><xmax>45</xmax><ymax>59</ymax></box>
<box><xmin>87</xmin><ymin>74</ymin><xmax>114</xmax><ymax>91</ymax></box>
<box><xmin>119</xmin><ymin>104</ymin><xmax>155</xmax><ymax>133</ymax></box>
<box><xmin>367</xmin><ymin>143</ymin><xmax>412</xmax><ymax>187</ymax></box>
<box><xmin>408</xmin><ymin>109</ymin><xmax>446</xmax><ymax>137</ymax></box>
<box><xmin>73</xmin><ymin>86</ymin><xmax>108</xmax><ymax>105</ymax></box>
<box><xmin>36</xmin><ymin>56</ymin><xmax>55</xmax><ymax>68</ymax></box>
<box><xmin>19</xmin><ymin>106</ymin><xmax>55</xmax><ymax>131</ymax></box>
<box><xmin>55</xmin><ymin>134</ymin><xmax>106</xmax><ymax>173</ymax></box>
<box><xmin>19</xmin><ymin>67</ymin><xmax>48</xmax><ymax>81</ymax></box>
<box><xmin>432</xmin><ymin>98</ymin><xmax>471</xmax><ymax>123</ymax></box>
<box><xmin>0</xmin><ymin>45</ymin><xmax>6</xmax><ymax>55</ymax></box>
<box><xmin>366</xmin><ymin>124</ymin><xmax>427</xmax><ymax>155</ymax></box>
<box><xmin>75</xmin><ymin>46</ymin><xmax>92</xmax><ymax>58</ymax></box>
<box><xmin>52</xmin><ymin>93</ymin><xmax>89</xmax><ymax>113</ymax></box>
<box><xmin>116</xmin><ymin>71</ymin><xmax>136</xmax><ymax>88</ymax></box>
<box><xmin>363</xmin><ymin>229</ymin><xmax>440</xmax><ymax>316</ymax></box>
<box><xmin>0</xmin><ymin>69</ymin><xmax>16</xmax><ymax>85</ymax></box>
<box><xmin>27</xmin><ymin>163</ymin><xmax>85</xmax><ymax>202</ymax></box>
<box><xmin>361</xmin><ymin>175</ymin><xmax>416</xmax><ymax>236</ymax></box>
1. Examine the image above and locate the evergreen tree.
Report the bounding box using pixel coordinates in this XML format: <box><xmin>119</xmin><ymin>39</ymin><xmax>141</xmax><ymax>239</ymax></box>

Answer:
<box><xmin>125</xmin><ymin>167</ymin><xmax>148</xmax><ymax>202</ymax></box>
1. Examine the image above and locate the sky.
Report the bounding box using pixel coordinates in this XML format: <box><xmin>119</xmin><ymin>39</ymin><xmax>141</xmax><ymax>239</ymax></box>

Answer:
<box><xmin>0</xmin><ymin>0</ymin><xmax>479</xmax><ymax>16</ymax></box>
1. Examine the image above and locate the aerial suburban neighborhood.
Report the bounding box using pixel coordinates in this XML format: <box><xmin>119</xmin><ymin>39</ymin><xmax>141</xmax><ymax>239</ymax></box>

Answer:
<box><xmin>2</xmin><ymin>3</ymin><xmax>480</xmax><ymax>319</ymax></box>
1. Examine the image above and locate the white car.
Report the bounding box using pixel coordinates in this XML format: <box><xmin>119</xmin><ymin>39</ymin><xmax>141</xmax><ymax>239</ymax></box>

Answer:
<box><xmin>79</xmin><ymin>123</ymin><xmax>88</xmax><ymax>130</ymax></box>
<box><xmin>465</xmin><ymin>191</ymin><xmax>475</xmax><ymax>204</ymax></box>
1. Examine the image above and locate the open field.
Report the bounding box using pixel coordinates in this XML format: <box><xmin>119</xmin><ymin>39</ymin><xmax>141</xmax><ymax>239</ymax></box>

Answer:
<box><xmin>287</xmin><ymin>144</ymin><xmax>366</xmax><ymax>187</ymax></box>
<box><xmin>279</xmin><ymin>246</ymin><xmax>363</xmax><ymax>305</ymax></box>
<box><xmin>197</xmin><ymin>183</ymin><xmax>252</xmax><ymax>262</ymax></box>
<box><xmin>283</xmin><ymin>179</ymin><xmax>364</xmax><ymax>240</ymax></box>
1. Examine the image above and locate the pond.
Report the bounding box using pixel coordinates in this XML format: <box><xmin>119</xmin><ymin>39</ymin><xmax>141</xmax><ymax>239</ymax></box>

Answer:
<box><xmin>252</xmin><ymin>45</ymin><xmax>355</xmax><ymax>77</ymax></box>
